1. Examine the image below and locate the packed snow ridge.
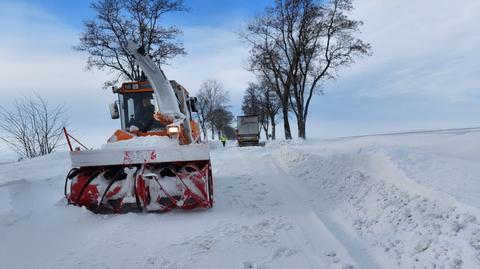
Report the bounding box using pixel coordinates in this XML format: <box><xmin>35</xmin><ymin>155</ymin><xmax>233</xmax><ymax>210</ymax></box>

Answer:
<box><xmin>1</xmin><ymin>129</ymin><xmax>480</xmax><ymax>268</ymax></box>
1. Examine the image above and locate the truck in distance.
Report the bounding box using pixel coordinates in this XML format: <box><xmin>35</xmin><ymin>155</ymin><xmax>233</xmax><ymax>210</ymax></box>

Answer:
<box><xmin>236</xmin><ymin>115</ymin><xmax>260</xmax><ymax>147</ymax></box>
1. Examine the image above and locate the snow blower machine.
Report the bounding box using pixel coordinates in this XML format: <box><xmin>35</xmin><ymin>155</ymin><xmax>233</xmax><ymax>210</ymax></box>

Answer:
<box><xmin>64</xmin><ymin>41</ymin><xmax>213</xmax><ymax>213</ymax></box>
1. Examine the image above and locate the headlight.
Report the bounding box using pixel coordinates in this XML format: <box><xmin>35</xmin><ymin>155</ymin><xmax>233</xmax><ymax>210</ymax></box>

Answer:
<box><xmin>167</xmin><ymin>126</ymin><xmax>179</xmax><ymax>134</ymax></box>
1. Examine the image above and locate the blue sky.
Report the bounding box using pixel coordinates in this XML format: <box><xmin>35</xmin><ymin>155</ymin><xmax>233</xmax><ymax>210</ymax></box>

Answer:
<box><xmin>16</xmin><ymin>0</ymin><xmax>272</xmax><ymax>28</ymax></box>
<box><xmin>0</xmin><ymin>0</ymin><xmax>480</xmax><ymax>153</ymax></box>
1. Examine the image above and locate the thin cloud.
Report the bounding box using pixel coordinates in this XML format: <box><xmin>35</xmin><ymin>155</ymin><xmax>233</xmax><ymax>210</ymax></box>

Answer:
<box><xmin>335</xmin><ymin>0</ymin><xmax>480</xmax><ymax>100</ymax></box>
<box><xmin>164</xmin><ymin>25</ymin><xmax>254</xmax><ymax>106</ymax></box>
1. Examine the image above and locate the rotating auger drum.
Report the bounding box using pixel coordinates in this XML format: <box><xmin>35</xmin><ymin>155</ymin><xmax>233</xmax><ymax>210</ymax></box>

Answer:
<box><xmin>65</xmin><ymin>160</ymin><xmax>213</xmax><ymax>213</ymax></box>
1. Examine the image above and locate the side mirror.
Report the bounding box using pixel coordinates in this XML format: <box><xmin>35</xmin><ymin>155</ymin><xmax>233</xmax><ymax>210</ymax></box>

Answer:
<box><xmin>109</xmin><ymin>102</ymin><xmax>119</xmax><ymax>119</ymax></box>
<box><xmin>189</xmin><ymin>97</ymin><xmax>198</xmax><ymax>112</ymax></box>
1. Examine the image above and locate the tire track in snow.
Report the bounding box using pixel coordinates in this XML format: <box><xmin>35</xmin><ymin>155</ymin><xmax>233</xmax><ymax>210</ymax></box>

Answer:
<box><xmin>216</xmin><ymin>149</ymin><xmax>329</xmax><ymax>268</ymax></box>
<box><xmin>265</xmin><ymin>152</ymin><xmax>384</xmax><ymax>269</ymax></box>
<box><xmin>222</xmin><ymin>148</ymin><xmax>378</xmax><ymax>268</ymax></box>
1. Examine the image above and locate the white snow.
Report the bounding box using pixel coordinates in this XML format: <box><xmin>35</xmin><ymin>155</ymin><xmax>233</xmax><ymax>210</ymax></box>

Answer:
<box><xmin>101</xmin><ymin>135</ymin><xmax>178</xmax><ymax>149</ymax></box>
<box><xmin>1</xmin><ymin>129</ymin><xmax>480</xmax><ymax>268</ymax></box>
<box><xmin>71</xmin><ymin>136</ymin><xmax>210</xmax><ymax>167</ymax></box>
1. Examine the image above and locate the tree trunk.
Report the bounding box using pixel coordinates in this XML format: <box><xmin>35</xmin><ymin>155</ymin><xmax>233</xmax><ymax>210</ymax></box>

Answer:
<box><xmin>270</xmin><ymin>113</ymin><xmax>276</xmax><ymax>140</ymax></box>
<box><xmin>298</xmin><ymin>121</ymin><xmax>307</xmax><ymax>139</ymax></box>
<box><xmin>296</xmin><ymin>112</ymin><xmax>306</xmax><ymax>139</ymax></box>
<box><xmin>282</xmin><ymin>105</ymin><xmax>292</xmax><ymax>139</ymax></box>
<box><xmin>263</xmin><ymin>118</ymin><xmax>269</xmax><ymax>140</ymax></box>
<box><xmin>211</xmin><ymin>127</ymin><xmax>215</xmax><ymax>140</ymax></box>
<box><xmin>272</xmin><ymin>122</ymin><xmax>276</xmax><ymax>140</ymax></box>
<box><xmin>199</xmin><ymin>120</ymin><xmax>207</xmax><ymax>141</ymax></box>
<box><xmin>202</xmin><ymin>127</ymin><xmax>207</xmax><ymax>141</ymax></box>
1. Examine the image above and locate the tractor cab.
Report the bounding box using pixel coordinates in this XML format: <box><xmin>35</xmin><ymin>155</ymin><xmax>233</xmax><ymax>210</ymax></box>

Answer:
<box><xmin>108</xmin><ymin>80</ymin><xmax>200</xmax><ymax>143</ymax></box>
<box><xmin>110</xmin><ymin>80</ymin><xmax>198</xmax><ymax>133</ymax></box>
<box><xmin>110</xmin><ymin>81</ymin><xmax>159</xmax><ymax>132</ymax></box>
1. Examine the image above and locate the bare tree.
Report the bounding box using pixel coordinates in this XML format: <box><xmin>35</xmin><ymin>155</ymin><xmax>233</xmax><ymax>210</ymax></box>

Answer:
<box><xmin>289</xmin><ymin>0</ymin><xmax>370</xmax><ymax>138</ymax></box>
<box><xmin>241</xmin><ymin>14</ymin><xmax>296</xmax><ymax>139</ymax></box>
<box><xmin>196</xmin><ymin>79</ymin><xmax>230</xmax><ymax>139</ymax></box>
<box><xmin>222</xmin><ymin>125</ymin><xmax>237</xmax><ymax>140</ymax></box>
<box><xmin>241</xmin><ymin>0</ymin><xmax>370</xmax><ymax>139</ymax></box>
<box><xmin>241</xmin><ymin>81</ymin><xmax>281</xmax><ymax>140</ymax></box>
<box><xmin>260</xmin><ymin>79</ymin><xmax>282</xmax><ymax>140</ymax></box>
<box><xmin>0</xmin><ymin>94</ymin><xmax>68</xmax><ymax>159</ymax></box>
<box><xmin>196</xmin><ymin>91</ymin><xmax>210</xmax><ymax>139</ymax></box>
<box><xmin>241</xmin><ymin>83</ymin><xmax>268</xmax><ymax>139</ymax></box>
<box><xmin>210</xmin><ymin>106</ymin><xmax>234</xmax><ymax>138</ymax></box>
<box><xmin>76</xmin><ymin>0</ymin><xmax>187</xmax><ymax>88</ymax></box>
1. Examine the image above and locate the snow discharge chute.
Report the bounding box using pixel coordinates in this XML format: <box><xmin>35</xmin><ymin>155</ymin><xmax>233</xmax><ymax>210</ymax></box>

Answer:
<box><xmin>126</xmin><ymin>41</ymin><xmax>184</xmax><ymax>120</ymax></box>
<box><xmin>63</xmin><ymin>41</ymin><xmax>213</xmax><ymax>213</ymax></box>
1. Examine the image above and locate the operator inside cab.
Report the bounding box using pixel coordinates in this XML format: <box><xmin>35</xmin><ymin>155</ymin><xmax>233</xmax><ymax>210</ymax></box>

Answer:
<box><xmin>132</xmin><ymin>97</ymin><xmax>155</xmax><ymax>132</ymax></box>
<box><xmin>129</xmin><ymin>95</ymin><xmax>173</xmax><ymax>133</ymax></box>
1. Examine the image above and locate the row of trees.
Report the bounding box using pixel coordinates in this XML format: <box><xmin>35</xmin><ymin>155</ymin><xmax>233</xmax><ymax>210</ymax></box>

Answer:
<box><xmin>77</xmin><ymin>0</ymin><xmax>369</xmax><ymax>140</ymax></box>
<box><xmin>196</xmin><ymin>80</ymin><xmax>234</xmax><ymax>140</ymax></box>
<box><xmin>1</xmin><ymin>0</ymin><xmax>370</xmax><ymax>158</ymax></box>
<box><xmin>241</xmin><ymin>81</ymin><xmax>281</xmax><ymax>140</ymax></box>
<box><xmin>1</xmin><ymin>0</ymin><xmax>370</xmax><ymax>160</ymax></box>
<box><xmin>240</xmin><ymin>0</ymin><xmax>370</xmax><ymax>139</ymax></box>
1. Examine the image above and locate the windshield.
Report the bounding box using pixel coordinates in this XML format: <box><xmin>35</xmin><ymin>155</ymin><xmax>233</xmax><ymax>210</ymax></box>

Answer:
<box><xmin>118</xmin><ymin>92</ymin><xmax>164</xmax><ymax>132</ymax></box>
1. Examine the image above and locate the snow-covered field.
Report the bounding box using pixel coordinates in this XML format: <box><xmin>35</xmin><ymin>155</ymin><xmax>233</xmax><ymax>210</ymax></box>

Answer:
<box><xmin>1</xmin><ymin>129</ymin><xmax>480</xmax><ymax>268</ymax></box>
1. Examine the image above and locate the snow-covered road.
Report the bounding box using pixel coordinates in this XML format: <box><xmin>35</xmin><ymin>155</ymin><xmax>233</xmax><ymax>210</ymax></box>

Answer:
<box><xmin>1</xmin><ymin>130</ymin><xmax>480</xmax><ymax>268</ymax></box>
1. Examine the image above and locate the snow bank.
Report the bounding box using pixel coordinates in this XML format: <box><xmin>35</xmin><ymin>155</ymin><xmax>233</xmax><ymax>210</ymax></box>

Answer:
<box><xmin>272</xmin><ymin>131</ymin><xmax>480</xmax><ymax>268</ymax></box>
<box><xmin>0</xmin><ymin>151</ymin><xmax>69</xmax><ymax>185</ymax></box>
<box><xmin>0</xmin><ymin>151</ymin><xmax>17</xmax><ymax>164</ymax></box>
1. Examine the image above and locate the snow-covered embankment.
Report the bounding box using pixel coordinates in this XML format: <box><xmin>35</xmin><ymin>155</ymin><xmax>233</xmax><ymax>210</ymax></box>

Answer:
<box><xmin>271</xmin><ymin>131</ymin><xmax>480</xmax><ymax>268</ymax></box>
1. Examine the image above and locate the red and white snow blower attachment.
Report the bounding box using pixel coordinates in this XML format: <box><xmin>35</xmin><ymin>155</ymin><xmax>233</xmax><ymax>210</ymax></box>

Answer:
<box><xmin>64</xmin><ymin>41</ymin><xmax>213</xmax><ymax>213</ymax></box>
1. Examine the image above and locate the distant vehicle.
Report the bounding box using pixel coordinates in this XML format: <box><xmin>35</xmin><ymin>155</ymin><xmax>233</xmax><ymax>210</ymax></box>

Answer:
<box><xmin>236</xmin><ymin>115</ymin><xmax>260</xmax><ymax>147</ymax></box>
